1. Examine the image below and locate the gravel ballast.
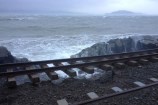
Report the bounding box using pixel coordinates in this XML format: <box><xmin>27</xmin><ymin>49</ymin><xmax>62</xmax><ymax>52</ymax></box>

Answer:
<box><xmin>0</xmin><ymin>62</ymin><xmax>158</xmax><ymax>105</ymax></box>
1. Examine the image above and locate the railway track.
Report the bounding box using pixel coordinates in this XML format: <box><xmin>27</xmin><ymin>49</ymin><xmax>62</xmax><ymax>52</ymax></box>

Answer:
<box><xmin>0</xmin><ymin>48</ymin><xmax>158</xmax><ymax>105</ymax></box>
<box><xmin>67</xmin><ymin>78</ymin><xmax>158</xmax><ymax>105</ymax></box>
<box><xmin>0</xmin><ymin>48</ymin><xmax>158</xmax><ymax>88</ymax></box>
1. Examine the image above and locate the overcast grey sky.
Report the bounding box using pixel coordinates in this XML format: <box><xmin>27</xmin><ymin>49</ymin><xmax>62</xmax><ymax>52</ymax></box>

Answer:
<box><xmin>0</xmin><ymin>0</ymin><xmax>158</xmax><ymax>15</ymax></box>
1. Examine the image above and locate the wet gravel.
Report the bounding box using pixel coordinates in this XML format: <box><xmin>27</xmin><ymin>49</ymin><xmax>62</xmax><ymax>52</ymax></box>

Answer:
<box><xmin>0</xmin><ymin>62</ymin><xmax>158</xmax><ymax>105</ymax></box>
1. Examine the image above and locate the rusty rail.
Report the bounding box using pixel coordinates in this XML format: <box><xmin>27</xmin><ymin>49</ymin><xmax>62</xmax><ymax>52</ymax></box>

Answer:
<box><xmin>71</xmin><ymin>82</ymin><xmax>158</xmax><ymax>105</ymax></box>
<box><xmin>0</xmin><ymin>53</ymin><xmax>158</xmax><ymax>77</ymax></box>
<box><xmin>0</xmin><ymin>48</ymin><xmax>158</xmax><ymax>68</ymax></box>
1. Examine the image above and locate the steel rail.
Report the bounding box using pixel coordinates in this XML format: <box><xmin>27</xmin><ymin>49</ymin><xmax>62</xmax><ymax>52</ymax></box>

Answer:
<box><xmin>70</xmin><ymin>82</ymin><xmax>158</xmax><ymax>105</ymax></box>
<box><xmin>0</xmin><ymin>53</ymin><xmax>158</xmax><ymax>77</ymax></box>
<box><xmin>0</xmin><ymin>48</ymin><xmax>158</xmax><ymax>68</ymax></box>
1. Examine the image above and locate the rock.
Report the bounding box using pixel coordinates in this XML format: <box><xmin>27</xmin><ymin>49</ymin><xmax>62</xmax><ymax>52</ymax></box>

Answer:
<box><xmin>71</xmin><ymin>42</ymin><xmax>111</xmax><ymax>58</ymax></box>
<box><xmin>0</xmin><ymin>46</ymin><xmax>29</xmax><ymax>72</ymax></box>
<box><xmin>136</xmin><ymin>35</ymin><xmax>158</xmax><ymax>50</ymax></box>
<box><xmin>0</xmin><ymin>46</ymin><xmax>29</xmax><ymax>64</ymax></box>
<box><xmin>14</xmin><ymin>58</ymin><xmax>29</xmax><ymax>63</ymax></box>
<box><xmin>71</xmin><ymin>35</ymin><xmax>158</xmax><ymax>58</ymax></box>
<box><xmin>0</xmin><ymin>46</ymin><xmax>14</xmax><ymax>64</ymax></box>
<box><xmin>107</xmin><ymin>37</ymin><xmax>135</xmax><ymax>53</ymax></box>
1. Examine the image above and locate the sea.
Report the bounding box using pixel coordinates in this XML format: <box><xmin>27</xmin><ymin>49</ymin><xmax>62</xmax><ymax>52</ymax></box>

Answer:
<box><xmin>1</xmin><ymin>15</ymin><xmax>158</xmax><ymax>61</ymax></box>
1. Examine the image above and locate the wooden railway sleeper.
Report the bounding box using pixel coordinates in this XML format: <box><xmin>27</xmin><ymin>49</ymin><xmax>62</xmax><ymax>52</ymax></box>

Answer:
<box><xmin>25</xmin><ymin>65</ymin><xmax>40</xmax><ymax>85</ymax></box>
<box><xmin>40</xmin><ymin>64</ymin><xmax>59</xmax><ymax>80</ymax></box>
<box><xmin>7</xmin><ymin>69</ymin><xmax>17</xmax><ymax>88</ymax></box>
<box><xmin>53</xmin><ymin>62</ymin><xmax>77</xmax><ymax>77</ymax></box>
<box><xmin>80</xmin><ymin>66</ymin><xmax>95</xmax><ymax>74</ymax></box>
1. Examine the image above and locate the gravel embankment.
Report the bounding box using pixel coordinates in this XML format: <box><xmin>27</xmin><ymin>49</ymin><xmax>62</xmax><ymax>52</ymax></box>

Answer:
<box><xmin>0</xmin><ymin>62</ymin><xmax>158</xmax><ymax>105</ymax></box>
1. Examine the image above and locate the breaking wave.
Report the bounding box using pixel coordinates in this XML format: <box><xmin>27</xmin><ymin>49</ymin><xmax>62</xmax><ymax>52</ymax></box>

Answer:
<box><xmin>0</xmin><ymin>33</ymin><xmax>156</xmax><ymax>61</ymax></box>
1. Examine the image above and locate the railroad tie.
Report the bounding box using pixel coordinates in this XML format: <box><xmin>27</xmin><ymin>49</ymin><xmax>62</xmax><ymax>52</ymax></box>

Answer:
<box><xmin>88</xmin><ymin>59</ymin><xmax>97</xmax><ymax>62</ymax></box>
<box><xmin>99</xmin><ymin>64</ymin><xmax>113</xmax><ymax>70</ymax></box>
<box><xmin>127</xmin><ymin>60</ymin><xmax>138</xmax><ymax>66</ymax></box>
<box><xmin>111</xmin><ymin>86</ymin><xmax>123</xmax><ymax>92</ymax></box>
<box><xmin>57</xmin><ymin>99</ymin><xmax>69</xmax><ymax>105</ymax></box>
<box><xmin>139</xmin><ymin>59</ymin><xmax>149</xmax><ymax>65</ymax></box>
<box><xmin>87</xmin><ymin>92</ymin><xmax>99</xmax><ymax>99</ymax></box>
<box><xmin>40</xmin><ymin>64</ymin><xmax>59</xmax><ymax>80</ymax></box>
<box><xmin>114</xmin><ymin>62</ymin><xmax>126</xmax><ymax>69</ymax></box>
<box><xmin>25</xmin><ymin>66</ymin><xmax>40</xmax><ymax>84</ymax></box>
<box><xmin>101</xmin><ymin>58</ymin><xmax>108</xmax><ymax>61</ymax></box>
<box><xmin>150</xmin><ymin>52</ymin><xmax>158</xmax><ymax>54</ymax></box>
<box><xmin>69</xmin><ymin>60</ymin><xmax>94</xmax><ymax>74</ymax></box>
<box><xmin>150</xmin><ymin>57</ymin><xmax>158</xmax><ymax>62</ymax></box>
<box><xmin>112</xmin><ymin>56</ymin><xmax>120</xmax><ymax>59</ymax></box>
<box><xmin>68</xmin><ymin>61</ymin><xmax>76</xmax><ymax>65</ymax></box>
<box><xmin>121</xmin><ymin>55</ymin><xmax>129</xmax><ymax>58</ymax></box>
<box><xmin>7</xmin><ymin>69</ymin><xmax>17</xmax><ymax>88</ymax></box>
<box><xmin>134</xmin><ymin>81</ymin><xmax>146</xmax><ymax>87</ymax></box>
<box><xmin>141</xmin><ymin>52</ymin><xmax>148</xmax><ymax>55</ymax></box>
<box><xmin>133</xmin><ymin>54</ymin><xmax>140</xmax><ymax>57</ymax></box>
<box><xmin>149</xmin><ymin>78</ymin><xmax>158</xmax><ymax>82</ymax></box>
<box><xmin>53</xmin><ymin>62</ymin><xmax>76</xmax><ymax>77</ymax></box>
<box><xmin>80</xmin><ymin>66</ymin><xmax>95</xmax><ymax>74</ymax></box>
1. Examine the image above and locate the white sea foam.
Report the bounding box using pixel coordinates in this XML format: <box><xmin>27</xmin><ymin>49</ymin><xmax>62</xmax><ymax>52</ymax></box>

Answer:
<box><xmin>0</xmin><ymin>33</ymin><xmax>155</xmax><ymax>61</ymax></box>
<box><xmin>1</xmin><ymin>15</ymin><xmax>158</xmax><ymax>83</ymax></box>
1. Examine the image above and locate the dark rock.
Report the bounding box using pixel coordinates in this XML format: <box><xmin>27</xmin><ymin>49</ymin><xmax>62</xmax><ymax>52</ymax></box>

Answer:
<box><xmin>14</xmin><ymin>58</ymin><xmax>29</xmax><ymax>63</ymax></box>
<box><xmin>0</xmin><ymin>46</ymin><xmax>14</xmax><ymax>64</ymax></box>
<box><xmin>0</xmin><ymin>46</ymin><xmax>29</xmax><ymax>72</ymax></box>
<box><xmin>71</xmin><ymin>35</ymin><xmax>158</xmax><ymax>58</ymax></box>
<box><xmin>71</xmin><ymin>42</ymin><xmax>110</xmax><ymax>58</ymax></box>
<box><xmin>136</xmin><ymin>36</ymin><xmax>158</xmax><ymax>50</ymax></box>
<box><xmin>0</xmin><ymin>46</ymin><xmax>29</xmax><ymax>64</ymax></box>
<box><xmin>107</xmin><ymin>37</ymin><xmax>135</xmax><ymax>53</ymax></box>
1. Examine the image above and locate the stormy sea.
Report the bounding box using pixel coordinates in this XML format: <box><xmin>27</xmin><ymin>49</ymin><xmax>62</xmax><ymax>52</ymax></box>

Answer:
<box><xmin>1</xmin><ymin>15</ymin><xmax>158</xmax><ymax>61</ymax></box>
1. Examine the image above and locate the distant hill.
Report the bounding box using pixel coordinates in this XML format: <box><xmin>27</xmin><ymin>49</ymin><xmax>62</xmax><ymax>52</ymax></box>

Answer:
<box><xmin>105</xmin><ymin>10</ymin><xmax>144</xmax><ymax>16</ymax></box>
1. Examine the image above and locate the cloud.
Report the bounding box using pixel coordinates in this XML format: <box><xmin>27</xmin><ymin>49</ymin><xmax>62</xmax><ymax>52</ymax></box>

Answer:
<box><xmin>0</xmin><ymin>0</ymin><xmax>158</xmax><ymax>15</ymax></box>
